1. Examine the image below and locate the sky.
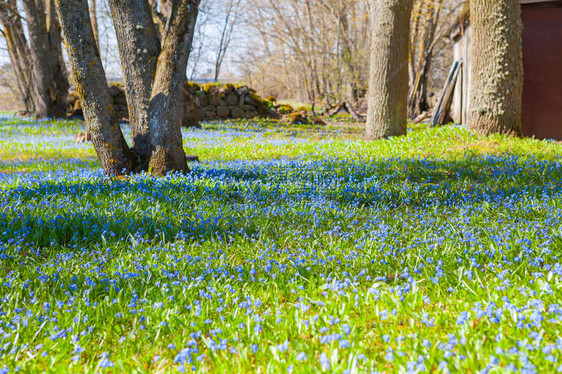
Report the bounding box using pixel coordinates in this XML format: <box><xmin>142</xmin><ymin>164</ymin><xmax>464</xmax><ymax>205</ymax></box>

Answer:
<box><xmin>0</xmin><ymin>0</ymin><xmax>246</xmax><ymax>84</ymax></box>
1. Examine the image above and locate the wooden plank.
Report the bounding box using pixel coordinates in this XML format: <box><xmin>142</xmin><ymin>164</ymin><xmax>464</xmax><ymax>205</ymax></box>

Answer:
<box><xmin>431</xmin><ymin>59</ymin><xmax>463</xmax><ymax>126</ymax></box>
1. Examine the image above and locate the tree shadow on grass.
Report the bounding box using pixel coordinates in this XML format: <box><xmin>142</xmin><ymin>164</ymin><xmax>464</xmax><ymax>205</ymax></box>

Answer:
<box><xmin>1</xmin><ymin>156</ymin><xmax>560</xmax><ymax>249</ymax></box>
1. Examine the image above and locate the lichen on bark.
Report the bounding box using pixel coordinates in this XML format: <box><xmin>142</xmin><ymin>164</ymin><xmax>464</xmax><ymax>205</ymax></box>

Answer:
<box><xmin>468</xmin><ymin>0</ymin><xmax>523</xmax><ymax>136</ymax></box>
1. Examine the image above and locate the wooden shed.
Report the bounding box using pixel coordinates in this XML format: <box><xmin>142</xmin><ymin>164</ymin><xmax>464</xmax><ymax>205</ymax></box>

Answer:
<box><xmin>450</xmin><ymin>0</ymin><xmax>562</xmax><ymax>139</ymax></box>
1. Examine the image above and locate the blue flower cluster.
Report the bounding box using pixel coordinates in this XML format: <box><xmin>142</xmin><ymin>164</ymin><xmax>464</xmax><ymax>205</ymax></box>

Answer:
<box><xmin>1</xmin><ymin>118</ymin><xmax>562</xmax><ymax>372</ymax></box>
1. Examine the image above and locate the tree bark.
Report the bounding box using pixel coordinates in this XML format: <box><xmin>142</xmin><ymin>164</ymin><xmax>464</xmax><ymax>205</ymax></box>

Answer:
<box><xmin>55</xmin><ymin>0</ymin><xmax>133</xmax><ymax>175</ymax></box>
<box><xmin>55</xmin><ymin>0</ymin><xmax>199</xmax><ymax>176</ymax></box>
<box><xmin>149</xmin><ymin>0</ymin><xmax>173</xmax><ymax>40</ymax></box>
<box><xmin>365</xmin><ymin>0</ymin><xmax>413</xmax><ymax>140</ymax></box>
<box><xmin>109</xmin><ymin>0</ymin><xmax>199</xmax><ymax>175</ymax></box>
<box><xmin>468</xmin><ymin>0</ymin><xmax>523</xmax><ymax>136</ymax></box>
<box><xmin>89</xmin><ymin>0</ymin><xmax>99</xmax><ymax>49</ymax></box>
<box><xmin>214</xmin><ymin>0</ymin><xmax>241</xmax><ymax>82</ymax></box>
<box><xmin>108</xmin><ymin>0</ymin><xmax>161</xmax><ymax>169</ymax></box>
<box><xmin>147</xmin><ymin>0</ymin><xmax>200</xmax><ymax>175</ymax></box>
<box><xmin>22</xmin><ymin>0</ymin><xmax>69</xmax><ymax>118</ymax></box>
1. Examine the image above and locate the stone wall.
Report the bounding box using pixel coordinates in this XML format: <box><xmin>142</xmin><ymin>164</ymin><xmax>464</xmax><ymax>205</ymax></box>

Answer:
<box><xmin>182</xmin><ymin>83</ymin><xmax>280</xmax><ymax>127</ymax></box>
<box><xmin>67</xmin><ymin>82</ymin><xmax>280</xmax><ymax>127</ymax></box>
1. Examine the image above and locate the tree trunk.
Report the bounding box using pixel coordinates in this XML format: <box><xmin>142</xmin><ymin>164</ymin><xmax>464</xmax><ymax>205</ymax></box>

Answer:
<box><xmin>108</xmin><ymin>0</ymin><xmax>161</xmax><ymax>169</ymax></box>
<box><xmin>338</xmin><ymin>9</ymin><xmax>359</xmax><ymax>104</ymax></box>
<box><xmin>45</xmin><ymin>0</ymin><xmax>69</xmax><ymax>114</ymax></box>
<box><xmin>149</xmin><ymin>0</ymin><xmax>173</xmax><ymax>40</ymax></box>
<box><xmin>0</xmin><ymin>0</ymin><xmax>35</xmax><ymax>112</ymax></box>
<box><xmin>55</xmin><ymin>0</ymin><xmax>133</xmax><ymax>175</ymax></box>
<box><xmin>147</xmin><ymin>0</ymin><xmax>200</xmax><ymax>175</ymax></box>
<box><xmin>89</xmin><ymin>0</ymin><xmax>99</xmax><ymax>49</ymax></box>
<box><xmin>56</xmin><ymin>0</ymin><xmax>199</xmax><ymax>176</ymax></box>
<box><xmin>468</xmin><ymin>0</ymin><xmax>523</xmax><ymax>136</ymax></box>
<box><xmin>109</xmin><ymin>0</ymin><xmax>199</xmax><ymax>175</ymax></box>
<box><xmin>365</xmin><ymin>0</ymin><xmax>413</xmax><ymax>140</ymax></box>
<box><xmin>22</xmin><ymin>0</ymin><xmax>69</xmax><ymax>118</ymax></box>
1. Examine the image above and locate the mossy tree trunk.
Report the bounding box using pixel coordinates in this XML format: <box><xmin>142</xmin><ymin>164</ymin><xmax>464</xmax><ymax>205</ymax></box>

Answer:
<box><xmin>54</xmin><ymin>0</ymin><xmax>133</xmax><ymax>175</ymax></box>
<box><xmin>22</xmin><ymin>0</ymin><xmax>69</xmax><ymax>118</ymax></box>
<box><xmin>108</xmin><ymin>0</ymin><xmax>199</xmax><ymax>174</ymax></box>
<box><xmin>108</xmin><ymin>0</ymin><xmax>161</xmax><ymax>169</ymax></box>
<box><xmin>468</xmin><ymin>0</ymin><xmax>523</xmax><ymax>136</ymax></box>
<box><xmin>56</xmin><ymin>0</ymin><xmax>199</xmax><ymax>176</ymax></box>
<box><xmin>146</xmin><ymin>0</ymin><xmax>199</xmax><ymax>175</ymax></box>
<box><xmin>365</xmin><ymin>0</ymin><xmax>413</xmax><ymax>140</ymax></box>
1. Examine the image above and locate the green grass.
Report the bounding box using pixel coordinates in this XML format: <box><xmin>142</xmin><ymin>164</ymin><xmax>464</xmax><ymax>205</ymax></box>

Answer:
<box><xmin>276</xmin><ymin>100</ymin><xmax>313</xmax><ymax>111</ymax></box>
<box><xmin>1</xmin><ymin>115</ymin><xmax>560</xmax><ymax>172</ymax></box>
<box><xmin>1</xmin><ymin>115</ymin><xmax>562</xmax><ymax>373</ymax></box>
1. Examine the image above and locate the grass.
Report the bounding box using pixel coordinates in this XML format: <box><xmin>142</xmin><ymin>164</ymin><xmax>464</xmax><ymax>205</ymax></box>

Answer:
<box><xmin>275</xmin><ymin>100</ymin><xmax>313</xmax><ymax>111</ymax></box>
<box><xmin>1</xmin><ymin>114</ymin><xmax>562</xmax><ymax>373</ymax></box>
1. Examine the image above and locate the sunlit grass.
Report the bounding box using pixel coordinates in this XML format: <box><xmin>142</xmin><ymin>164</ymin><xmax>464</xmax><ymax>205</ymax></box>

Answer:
<box><xmin>1</xmin><ymin>116</ymin><xmax>562</xmax><ymax>373</ymax></box>
<box><xmin>1</xmin><ymin>115</ymin><xmax>561</xmax><ymax>173</ymax></box>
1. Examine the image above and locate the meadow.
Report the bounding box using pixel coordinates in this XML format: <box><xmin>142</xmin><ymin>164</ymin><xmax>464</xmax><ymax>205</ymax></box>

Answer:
<box><xmin>1</xmin><ymin>114</ymin><xmax>562</xmax><ymax>373</ymax></box>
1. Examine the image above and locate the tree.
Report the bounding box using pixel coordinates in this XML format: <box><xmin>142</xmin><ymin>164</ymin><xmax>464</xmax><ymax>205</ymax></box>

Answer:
<box><xmin>213</xmin><ymin>0</ymin><xmax>242</xmax><ymax>82</ymax></box>
<box><xmin>149</xmin><ymin>0</ymin><xmax>173</xmax><ymax>38</ymax></box>
<box><xmin>187</xmin><ymin>0</ymin><xmax>212</xmax><ymax>80</ymax></box>
<box><xmin>467</xmin><ymin>0</ymin><xmax>523</xmax><ymax>136</ymax></box>
<box><xmin>55</xmin><ymin>0</ymin><xmax>201</xmax><ymax>175</ymax></box>
<box><xmin>0</xmin><ymin>0</ymin><xmax>34</xmax><ymax>112</ymax></box>
<box><xmin>365</xmin><ymin>0</ymin><xmax>413</xmax><ymax>140</ymax></box>
<box><xmin>242</xmin><ymin>0</ymin><xmax>370</xmax><ymax>104</ymax></box>
<box><xmin>90</xmin><ymin>0</ymin><xmax>99</xmax><ymax>49</ymax></box>
<box><xmin>0</xmin><ymin>0</ymin><xmax>69</xmax><ymax>117</ymax></box>
<box><xmin>22</xmin><ymin>0</ymin><xmax>69</xmax><ymax>118</ymax></box>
